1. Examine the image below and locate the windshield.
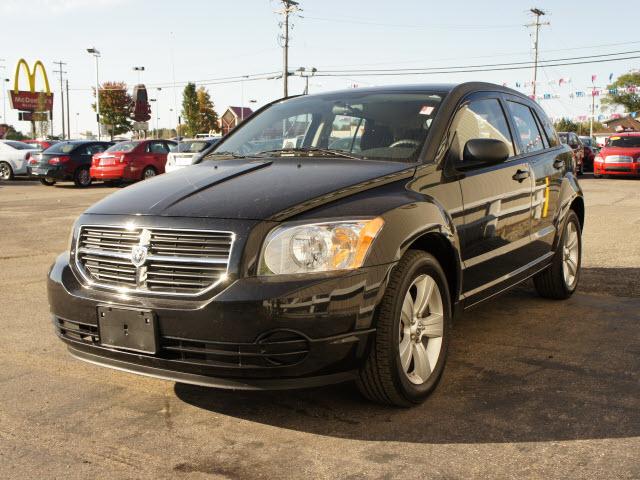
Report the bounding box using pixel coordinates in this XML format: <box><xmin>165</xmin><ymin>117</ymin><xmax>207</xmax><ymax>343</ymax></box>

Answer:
<box><xmin>4</xmin><ymin>141</ymin><xmax>33</xmax><ymax>150</ymax></box>
<box><xmin>608</xmin><ymin>136</ymin><xmax>640</xmax><ymax>148</ymax></box>
<box><xmin>579</xmin><ymin>137</ymin><xmax>592</xmax><ymax>147</ymax></box>
<box><xmin>45</xmin><ymin>142</ymin><xmax>78</xmax><ymax>154</ymax></box>
<box><xmin>177</xmin><ymin>140</ymin><xmax>216</xmax><ymax>153</ymax></box>
<box><xmin>106</xmin><ymin>141</ymin><xmax>138</xmax><ymax>153</ymax></box>
<box><xmin>209</xmin><ymin>91</ymin><xmax>444</xmax><ymax>162</ymax></box>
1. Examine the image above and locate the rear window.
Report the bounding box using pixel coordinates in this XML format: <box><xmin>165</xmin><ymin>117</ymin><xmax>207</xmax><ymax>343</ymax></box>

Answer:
<box><xmin>177</xmin><ymin>141</ymin><xmax>213</xmax><ymax>153</ymax></box>
<box><xmin>4</xmin><ymin>141</ymin><xmax>33</xmax><ymax>150</ymax></box>
<box><xmin>608</xmin><ymin>136</ymin><xmax>640</xmax><ymax>148</ymax></box>
<box><xmin>106</xmin><ymin>141</ymin><xmax>138</xmax><ymax>153</ymax></box>
<box><xmin>45</xmin><ymin>142</ymin><xmax>78</xmax><ymax>154</ymax></box>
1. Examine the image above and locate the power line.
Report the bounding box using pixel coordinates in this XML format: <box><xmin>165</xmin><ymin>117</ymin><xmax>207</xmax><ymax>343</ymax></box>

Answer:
<box><xmin>302</xmin><ymin>15</ymin><xmax>522</xmax><ymax>30</ymax></box>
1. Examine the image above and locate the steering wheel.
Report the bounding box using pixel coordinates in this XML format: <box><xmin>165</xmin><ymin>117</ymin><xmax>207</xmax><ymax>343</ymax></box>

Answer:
<box><xmin>389</xmin><ymin>139</ymin><xmax>420</xmax><ymax>148</ymax></box>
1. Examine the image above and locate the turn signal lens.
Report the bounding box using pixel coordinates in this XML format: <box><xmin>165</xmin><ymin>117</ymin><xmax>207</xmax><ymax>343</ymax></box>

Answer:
<box><xmin>260</xmin><ymin>218</ymin><xmax>385</xmax><ymax>275</ymax></box>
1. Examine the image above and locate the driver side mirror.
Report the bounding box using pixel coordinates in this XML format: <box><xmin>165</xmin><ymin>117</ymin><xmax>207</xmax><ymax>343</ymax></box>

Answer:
<box><xmin>460</xmin><ymin>138</ymin><xmax>510</xmax><ymax>169</ymax></box>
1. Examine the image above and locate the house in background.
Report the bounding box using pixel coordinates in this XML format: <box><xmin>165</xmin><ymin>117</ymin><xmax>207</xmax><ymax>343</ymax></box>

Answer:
<box><xmin>593</xmin><ymin>115</ymin><xmax>640</xmax><ymax>146</ymax></box>
<box><xmin>220</xmin><ymin>107</ymin><xmax>254</xmax><ymax>135</ymax></box>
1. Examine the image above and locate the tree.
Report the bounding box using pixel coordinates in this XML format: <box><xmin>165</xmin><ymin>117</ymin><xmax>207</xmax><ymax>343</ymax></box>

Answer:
<box><xmin>181</xmin><ymin>82</ymin><xmax>200</xmax><ymax>137</ymax></box>
<box><xmin>554</xmin><ymin>118</ymin><xmax>579</xmax><ymax>133</ymax></box>
<box><xmin>2</xmin><ymin>125</ymin><xmax>27</xmax><ymax>140</ymax></box>
<box><xmin>196</xmin><ymin>86</ymin><xmax>219</xmax><ymax>134</ymax></box>
<box><xmin>93</xmin><ymin>81</ymin><xmax>134</xmax><ymax>139</ymax></box>
<box><xmin>602</xmin><ymin>70</ymin><xmax>640</xmax><ymax>113</ymax></box>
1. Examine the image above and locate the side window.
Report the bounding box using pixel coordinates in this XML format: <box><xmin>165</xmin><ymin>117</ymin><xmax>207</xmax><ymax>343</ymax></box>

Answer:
<box><xmin>507</xmin><ymin>101</ymin><xmax>545</xmax><ymax>154</ymax></box>
<box><xmin>450</xmin><ymin>98</ymin><xmax>515</xmax><ymax>162</ymax></box>
<box><xmin>536</xmin><ymin>109</ymin><xmax>560</xmax><ymax>147</ymax></box>
<box><xmin>328</xmin><ymin>115</ymin><xmax>364</xmax><ymax>152</ymax></box>
<box><xmin>147</xmin><ymin>141</ymin><xmax>168</xmax><ymax>154</ymax></box>
<box><xmin>85</xmin><ymin>144</ymin><xmax>106</xmax><ymax>155</ymax></box>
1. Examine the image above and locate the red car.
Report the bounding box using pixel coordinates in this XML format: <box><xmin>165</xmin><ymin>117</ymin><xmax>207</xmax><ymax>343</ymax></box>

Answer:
<box><xmin>594</xmin><ymin>133</ymin><xmax>640</xmax><ymax>178</ymax></box>
<box><xmin>90</xmin><ymin>139</ymin><xmax>176</xmax><ymax>184</ymax></box>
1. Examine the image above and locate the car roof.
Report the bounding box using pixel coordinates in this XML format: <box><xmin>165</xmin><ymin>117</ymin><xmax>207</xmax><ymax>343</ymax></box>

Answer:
<box><xmin>608</xmin><ymin>132</ymin><xmax>640</xmax><ymax>137</ymax></box>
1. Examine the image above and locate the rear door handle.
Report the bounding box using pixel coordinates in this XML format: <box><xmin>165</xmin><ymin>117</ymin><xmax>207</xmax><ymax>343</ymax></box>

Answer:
<box><xmin>512</xmin><ymin>169</ymin><xmax>530</xmax><ymax>182</ymax></box>
<box><xmin>553</xmin><ymin>159</ymin><xmax>565</xmax><ymax>169</ymax></box>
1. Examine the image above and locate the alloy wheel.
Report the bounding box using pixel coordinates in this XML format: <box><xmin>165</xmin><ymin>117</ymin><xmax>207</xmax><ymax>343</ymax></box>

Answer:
<box><xmin>143</xmin><ymin>168</ymin><xmax>156</xmax><ymax>179</ymax></box>
<box><xmin>0</xmin><ymin>163</ymin><xmax>11</xmax><ymax>180</ymax></box>
<box><xmin>399</xmin><ymin>274</ymin><xmax>444</xmax><ymax>385</ymax></box>
<box><xmin>562</xmin><ymin>221</ymin><xmax>579</xmax><ymax>289</ymax></box>
<box><xmin>78</xmin><ymin>169</ymin><xmax>90</xmax><ymax>186</ymax></box>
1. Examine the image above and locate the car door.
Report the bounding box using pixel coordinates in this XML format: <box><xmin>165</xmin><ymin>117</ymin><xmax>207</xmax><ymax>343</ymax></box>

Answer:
<box><xmin>80</xmin><ymin>143</ymin><xmax>108</xmax><ymax>168</ymax></box>
<box><xmin>506</xmin><ymin>98</ymin><xmax>565</xmax><ymax>259</ymax></box>
<box><xmin>448</xmin><ymin>93</ymin><xmax>536</xmax><ymax>302</ymax></box>
<box><xmin>145</xmin><ymin>141</ymin><xmax>166</xmax><ymax>171</ymax></box>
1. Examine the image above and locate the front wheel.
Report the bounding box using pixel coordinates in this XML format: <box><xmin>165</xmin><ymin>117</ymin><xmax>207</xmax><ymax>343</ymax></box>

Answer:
<box><xmin>73</xmin><ymin>167</ymin><xmax>92</xmax><ymax>188</ymax></box>
<box><xmin>357</xmin><ymin>250</ymin><xmax>451</xmax><ymax>407</ymax></box>
<box><xmin>533</xmin><ymin>210</ymin><xmax>582</xmax><ymax>299</ymax></box>
<box><xmin>141</xmin><ymin>166</ymin><xmax>157</xmax><ymax>180</ymax></box>
<box><xmin>0</xmin><ymin>162</ymin><xmax>13</xmax><ymax>181</ymax></box>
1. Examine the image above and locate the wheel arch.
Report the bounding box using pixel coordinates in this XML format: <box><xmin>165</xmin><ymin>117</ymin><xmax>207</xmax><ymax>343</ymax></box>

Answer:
<box><xmin>404</xmin><ymin>231</ymin><xmax>461</xmax><ymax>307</ymax></box>
<box><xmin>569</xmin><ymin>195</ymin><xmax>584</xmax><ymax>229</ymax></box>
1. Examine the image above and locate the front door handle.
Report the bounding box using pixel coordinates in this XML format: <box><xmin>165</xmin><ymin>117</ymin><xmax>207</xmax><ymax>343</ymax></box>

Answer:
<box><xmin>512</xmin><ymin>169</ymin><xmax>530</xmax><ymax>182</ymax></box>
<box><xmin>553</xmin><ymin>159</ymin><xmax>565</xmax><ymax>169</ymax></box>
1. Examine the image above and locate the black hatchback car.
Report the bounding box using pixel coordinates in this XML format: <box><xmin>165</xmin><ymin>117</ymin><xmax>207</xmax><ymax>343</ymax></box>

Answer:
<box><xmin>48</xmin><ymin>83</ymin><xmax>583</xmax><ymax>406</ymax></box>
<box><xmin>30</xmin><ymin>140</ymin><xmax>113</xmax><ymax>187</ymax></box>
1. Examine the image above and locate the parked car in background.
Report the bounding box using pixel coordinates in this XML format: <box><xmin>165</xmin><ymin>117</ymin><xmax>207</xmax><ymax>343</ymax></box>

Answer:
<box><xmin>23</xmin><ymin>139</ymin><xmax>59</xmax><ymax>151</ymax></box>
<box><xmin>558</xmin><ymin>132</ymin><xmax>585</xmax><ymax>174</ymax></box>
<box><xmin>579</xmin><ymin>136</ymin><xmax>596</xmax><ymax>172</ymax></box>
<box><xmin>90</xmin><ymin>139</ymin><xmax>177</xmax><ymax>184</ymax></box>
<box><xmin>48</xmin><ymin>82</ymin><xmax>584</xmax><ymax>407</ymax></box>
<box><xmin>29</xmin><ymin>140</ymin><xmax>113</xmax><ymax>187</ymax></box>
<box><xmin>0</xmin><ymin>140</ymin><xmax>40</xmax><ymax>180</ymax></box>
<box><xmin>165</xmin><ymin>137</ymin><xmax>221</xmax><ymax>173</ymax></box>
<box><xmin>594</xmin><ymin>132</ymin><xmax>640</xmax><ymax>178</ymax></box>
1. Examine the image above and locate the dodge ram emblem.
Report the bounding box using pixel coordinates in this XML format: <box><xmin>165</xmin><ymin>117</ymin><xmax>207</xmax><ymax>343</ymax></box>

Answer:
<box><xmin>130</xmin><ymin>245</ymin><xmax>148</xmax><ymax>267</ymax></box>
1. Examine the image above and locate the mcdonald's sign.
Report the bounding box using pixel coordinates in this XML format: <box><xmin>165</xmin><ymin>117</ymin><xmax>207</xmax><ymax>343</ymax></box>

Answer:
<box><xmin>9</xmin><ymin>59</ymin><xmax>54</xmax><ymax>113</ymax></box>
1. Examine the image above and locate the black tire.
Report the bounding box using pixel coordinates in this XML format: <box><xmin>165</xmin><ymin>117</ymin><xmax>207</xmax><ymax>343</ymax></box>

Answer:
<box><xmin>73</xmin><ymin>167</ymin><xmax>92</xmax><ymax>188</ymax></box>
<box><xmin>40</xmin><ymin>177</ymin><xmax>56</xmax><ymax>186</ymax></box>
<box><xmin>357</xmin><ymin>250</ymin><xmax>452</xmax><ymax>407</ymax></box>
<box><xmin>0</xmin><ymin>161</ymin><xmax>13</xmax><ymax>181</ymax></box>
<box><xmin>141</xmin><ymin>166</ymin><xmax>157</xmax><ymax>180</ymax></box>
<box><xmin>533</xmin><ymin>210</ymin><xmax>582</xmax><ymax>300</ymax></box>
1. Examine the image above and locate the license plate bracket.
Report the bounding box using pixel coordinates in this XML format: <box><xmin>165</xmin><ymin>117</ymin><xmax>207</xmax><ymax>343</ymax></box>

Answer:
<box><xmin>98</xmin><ymin>306</ymin><xmax>158</xmax><ymax>354</ymax></box>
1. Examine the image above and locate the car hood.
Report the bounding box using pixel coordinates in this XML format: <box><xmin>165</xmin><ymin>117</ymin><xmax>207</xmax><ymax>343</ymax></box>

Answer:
<box><xmin>85</xmin><ymin>157</ymin><xmax>415</xmax><ymax>221</ymax></box>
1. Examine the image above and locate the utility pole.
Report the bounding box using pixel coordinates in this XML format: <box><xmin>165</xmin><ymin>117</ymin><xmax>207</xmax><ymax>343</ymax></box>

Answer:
<box><xmin>525</xmin><ymin>8</ymin><xmax>549</xmax><ymax>98</ymax></box>
<box><xmin>65</xmin><ymin>79</ymin><xmax>71</xmax><ymax>139</ymax></box>
<box><xmin>278</xmin><ymin>0</ymin><xmax>299</xmax><ymax>97</ymax></box>
<box><xmin>53</xmin><ymin>61</ymin><xmax>67</xmax><ymax>139</ymax></box>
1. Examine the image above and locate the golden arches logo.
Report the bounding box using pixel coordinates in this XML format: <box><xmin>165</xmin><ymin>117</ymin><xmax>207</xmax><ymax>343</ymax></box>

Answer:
<box><xmin>13</xmin><ymin>58</ymin><xmax>51</xmax><ymax>94</ymax></box>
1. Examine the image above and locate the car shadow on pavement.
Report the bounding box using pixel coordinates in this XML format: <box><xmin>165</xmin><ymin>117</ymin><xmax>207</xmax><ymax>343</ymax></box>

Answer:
<box><xmin>175</xmin><ymin>268</ymin><xmax>640</xmax><ymax>444</ymax></box>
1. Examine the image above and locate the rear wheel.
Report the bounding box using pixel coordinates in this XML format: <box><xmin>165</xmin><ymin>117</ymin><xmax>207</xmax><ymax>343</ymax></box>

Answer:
<box><xmin>0</xmin><ymin>162</ymin><xmax>13</xmax><ymax>181</ymax></box>
<box><xmin>357</xmin><ymin>250</ymin><xmax>451</xmax><ymax>407</ymax></box>
<box><xmin>73</xmin><ymin>167</ymin><xmax>92</xmax><ymax>188</ymax></box>
<box><xmin>142</xmin><ymin>166</ymin><xmax>157</xmax><ymax>180</ymax></box>
<box><xmin>40</xmin><ymin>177</ymin><xmax>56</xmax><ymax>186</ymax></box>
<box><xmin>533</xmin><ymin>210</ymin><xmax>582</xmax><ymax>299</ymax></box>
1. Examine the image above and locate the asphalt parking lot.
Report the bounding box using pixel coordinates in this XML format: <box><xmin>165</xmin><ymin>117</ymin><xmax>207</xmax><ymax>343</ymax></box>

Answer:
<box><xmin>1</xmin><ymin>176</ymin><xmax>639</xmax><ymax>479</ymax></box>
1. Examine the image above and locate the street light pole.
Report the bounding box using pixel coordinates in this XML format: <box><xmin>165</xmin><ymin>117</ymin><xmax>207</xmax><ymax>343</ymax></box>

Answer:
<box><xmin>87</xmin><ymin>48</ymin><xmax>101</xmax><ymax>140</ymax></box>
<box><xmin>525</xmin><ymin>8</ymin><xmax>549</xmax><ymax>98</ymax></box>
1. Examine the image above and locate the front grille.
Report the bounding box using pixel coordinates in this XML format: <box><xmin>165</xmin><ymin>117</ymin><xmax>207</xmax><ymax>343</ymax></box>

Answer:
<box><xmin>56</xmin><ymin>317</ymin><xmax>99</xmax><ymax>344</ymax></box>
<box><xmin>75</xmin><ymin>225</ymin><xmax>234</xmax><ymax>295</ymax></box>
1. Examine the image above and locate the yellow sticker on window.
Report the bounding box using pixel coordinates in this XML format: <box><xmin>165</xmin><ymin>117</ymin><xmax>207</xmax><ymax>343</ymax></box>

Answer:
<box><xmin>610</xmin><ymin>136</ymin><xmax>621</xmax><ymax>140</ymax></box>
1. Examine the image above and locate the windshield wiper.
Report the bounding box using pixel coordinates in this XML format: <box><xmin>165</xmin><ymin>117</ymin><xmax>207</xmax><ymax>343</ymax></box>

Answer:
<box><xmin>204</xmin><ymin>151</ymin><xmax>247</xmax><ymax>159</ymax></box>
<box><xmin>256</xmin><ymin>147</ymin><xmax>363</xmax><ymax>160</ymax></box>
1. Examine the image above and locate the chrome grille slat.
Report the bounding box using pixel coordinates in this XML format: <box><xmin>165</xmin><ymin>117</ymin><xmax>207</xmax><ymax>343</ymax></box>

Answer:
<box><xmin>75</xmin><ymin>226</ymin><xmax>234</xmax><ymax>296</ymax></box>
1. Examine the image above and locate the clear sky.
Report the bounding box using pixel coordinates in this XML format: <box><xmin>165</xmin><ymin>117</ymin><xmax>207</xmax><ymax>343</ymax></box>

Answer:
<box><xmin>1</xmin><ymin>0</ymin><xmax>638</xmax><ymax>136</ymax></box>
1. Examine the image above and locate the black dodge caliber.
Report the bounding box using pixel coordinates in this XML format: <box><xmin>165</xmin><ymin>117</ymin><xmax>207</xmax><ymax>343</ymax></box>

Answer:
<box><xmin>48</xmin><ymin>83</ymin><xmax>584</xmax><ymax>406</ymax></box>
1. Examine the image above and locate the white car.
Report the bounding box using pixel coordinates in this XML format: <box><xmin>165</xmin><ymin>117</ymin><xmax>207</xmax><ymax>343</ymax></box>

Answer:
<box><xmin>165</xmin><ymin>137</ymin><xmax>221</xmax><ymax>174</ymax></box>
<box><xmin>0</xmin><ymin>140</ymin><xmax>40</xmax><ymax>180</ymax></box>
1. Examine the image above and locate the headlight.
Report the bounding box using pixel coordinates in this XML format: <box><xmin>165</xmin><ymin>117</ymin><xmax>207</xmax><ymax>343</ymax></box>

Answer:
<box><xmin>259</xmin><ymin>218</ymin><xmax>384</xmax><ymax>275</ymax></box>
<box><xmin>594</xmin><ymin>155</ymin><xmax>603</xmax><ymax>163</ymax></box>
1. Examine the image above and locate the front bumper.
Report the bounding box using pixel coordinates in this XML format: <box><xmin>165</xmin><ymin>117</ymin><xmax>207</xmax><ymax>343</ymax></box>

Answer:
<box><xmin>48</xmin><ymin>251</ymin><xmax>393</xmax><ymax>389</ymax></box>
<box><xmin>594</xmin><ymin>161</ymin><xmax>640</xmax><ymax>176</ymax></box>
